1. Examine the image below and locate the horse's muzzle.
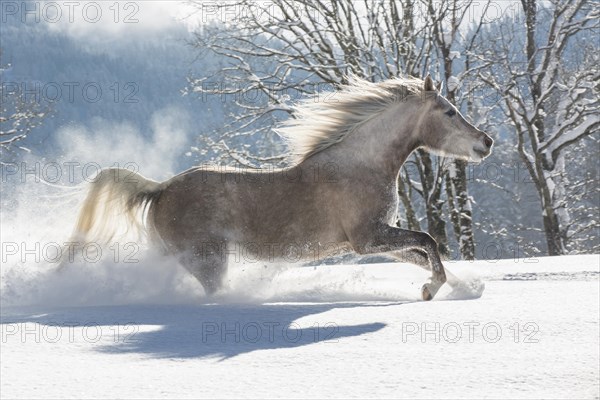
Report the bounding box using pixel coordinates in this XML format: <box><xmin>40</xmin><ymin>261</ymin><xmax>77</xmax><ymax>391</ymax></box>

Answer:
<box><xmin>473</xmin><ymin>133</ymin><xmax>493</xmax><ymax>158</ymax></box>
<box><xmin>483</xmin><ymin>135</ymin><xmax>493</xmax><ymax>149</ymax></box>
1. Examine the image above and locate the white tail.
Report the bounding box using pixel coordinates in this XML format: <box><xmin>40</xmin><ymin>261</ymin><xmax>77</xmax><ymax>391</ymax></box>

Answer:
<box><xmin>70</xmin><ymin>168</ymin><xmax>163</xmax><ymax>246</ymax></box>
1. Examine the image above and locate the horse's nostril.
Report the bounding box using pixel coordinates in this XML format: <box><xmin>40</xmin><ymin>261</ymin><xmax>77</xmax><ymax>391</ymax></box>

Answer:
<box><xmin>484</xmin><ymin>137</ymin><xmax>493</xmax><ymax>148</ymax></box>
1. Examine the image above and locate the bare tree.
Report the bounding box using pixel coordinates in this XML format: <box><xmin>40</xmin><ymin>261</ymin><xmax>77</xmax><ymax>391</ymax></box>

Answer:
<box><xmin>0</xmin><ymin>50</ymin><xmax>49</xmax><ymax>161</ymax></box>
<box><xmin>476</xmin><ymin>0</ymin><xmax>599</xmax><ymax>255</ymax></box>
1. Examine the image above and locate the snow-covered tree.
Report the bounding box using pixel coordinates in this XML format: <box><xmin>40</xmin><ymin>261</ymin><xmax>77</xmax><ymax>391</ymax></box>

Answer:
<box><xmin>476</xmin><ymin>0</ymin><xmax>599</xmax><ymax>255</ymax></box>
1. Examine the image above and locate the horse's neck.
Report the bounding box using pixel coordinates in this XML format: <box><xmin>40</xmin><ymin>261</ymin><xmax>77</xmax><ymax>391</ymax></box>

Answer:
<box><xmin>311</xmin><ymin>102</ymin><xmax>421</xmax><ymax>183</ymax></box>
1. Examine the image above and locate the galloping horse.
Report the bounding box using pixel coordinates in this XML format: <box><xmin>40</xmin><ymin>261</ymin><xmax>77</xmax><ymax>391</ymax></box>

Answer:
<box><xmin>70</xmin><ymin>75</ymin><xmax>493</xmax><ymax>300</ymax></box>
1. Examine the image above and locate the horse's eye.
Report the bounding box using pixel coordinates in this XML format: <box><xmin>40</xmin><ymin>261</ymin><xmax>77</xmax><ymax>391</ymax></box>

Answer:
<box><xmin>445</xmin><ymin>109</ymin><xmax>456</xmax><ymax>117</ymax></box>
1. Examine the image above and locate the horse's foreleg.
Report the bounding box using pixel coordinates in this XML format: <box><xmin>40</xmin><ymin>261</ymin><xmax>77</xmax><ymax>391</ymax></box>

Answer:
<box><xmin>351</xmin><ymin>225</ymin><xmax>446</xmax><ymax>300</ymax></box>
<box><xmin>392</xmin><ymin>249</ymin><xmax>461</xmax><ymax>288</ymax></box>
<box><xmin>392</xmin><ymin>249</ymin><xmax>429</xmax><ymax>267</ymax></box>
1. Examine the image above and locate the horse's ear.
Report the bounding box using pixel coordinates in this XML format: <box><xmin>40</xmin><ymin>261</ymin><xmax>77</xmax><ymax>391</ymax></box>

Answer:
<box><xmin>424</xmin><ymin>74</ymin><xmax>435</xmax><ymax>91</ymax></box>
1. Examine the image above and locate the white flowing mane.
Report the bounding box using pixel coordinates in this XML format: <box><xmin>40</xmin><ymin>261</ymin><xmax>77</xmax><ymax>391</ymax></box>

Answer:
<box><xmin>277</xmin><ymin>76</ymin><xmax>425</xmax><ymax>163</ymax></box>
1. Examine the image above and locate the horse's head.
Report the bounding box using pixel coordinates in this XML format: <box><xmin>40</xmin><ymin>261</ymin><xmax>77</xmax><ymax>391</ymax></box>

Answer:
<box><xmin>419</xmin><ymin>75</ymin><xmax>493</xmax><ymax>162</ymax></box>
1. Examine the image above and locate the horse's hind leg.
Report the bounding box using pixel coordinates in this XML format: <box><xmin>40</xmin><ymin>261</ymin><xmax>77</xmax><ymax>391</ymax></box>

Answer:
<box><xmin>180</xmin><ymin>244</ymin><xmax>228</xmax><ymax>296</ymax></box>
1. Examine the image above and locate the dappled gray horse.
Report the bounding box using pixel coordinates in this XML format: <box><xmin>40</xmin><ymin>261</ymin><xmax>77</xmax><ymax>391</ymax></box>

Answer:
<box><xmin>71</xmin><ymin>75</ymin><xmax>493</xmax><ymax>300</ymax></box>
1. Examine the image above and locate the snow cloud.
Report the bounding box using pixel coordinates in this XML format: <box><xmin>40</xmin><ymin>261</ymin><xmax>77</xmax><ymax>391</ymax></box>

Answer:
<box><xmin>2</xmin><ymin>1</ymin><xmax>195</xmax><ymax>49</ymax></box>
<box><xmin>56</xmin><ymin>106</ymin><xmax>191</xmax><ymax>180</ymax></box>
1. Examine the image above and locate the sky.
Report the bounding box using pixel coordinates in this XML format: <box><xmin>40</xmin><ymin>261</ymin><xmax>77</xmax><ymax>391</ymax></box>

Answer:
<box><xmin>0</xmin><ymin>0</ymin><xmax>526</xmax><ymax>45</ymax></box>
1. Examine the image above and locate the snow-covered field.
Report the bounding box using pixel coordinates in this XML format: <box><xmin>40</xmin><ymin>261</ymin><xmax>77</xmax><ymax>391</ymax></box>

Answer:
<box><xmin>1</xmin><ymin>254</ymin><xmax>598</xmax><ymax>399</ymax></box>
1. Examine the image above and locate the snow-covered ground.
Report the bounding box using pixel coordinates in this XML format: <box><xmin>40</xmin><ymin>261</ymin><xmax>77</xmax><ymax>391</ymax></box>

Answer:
<box><xmin>1</xmin><ymin>254</ymin><xmax>599</xmax><ymax>399</ymax></box>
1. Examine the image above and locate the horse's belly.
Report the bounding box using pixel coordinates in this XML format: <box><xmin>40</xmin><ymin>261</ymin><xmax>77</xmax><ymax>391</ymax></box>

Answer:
<box><xmin>227</xmin><ymin>239</ymin><xmax>353</xmax><ymax>263</ymax></box>
<box><xmin>226</xmin><ymin>206</ymin><xmax>350</xmax><ymax>263</ymax></box>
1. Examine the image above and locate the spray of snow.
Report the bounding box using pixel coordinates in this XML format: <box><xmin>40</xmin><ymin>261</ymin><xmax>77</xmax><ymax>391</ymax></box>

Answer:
<box><xmin>1</xmin><ymin>106</ymin><xmax>197</xmax><ymax>308</ymax></box>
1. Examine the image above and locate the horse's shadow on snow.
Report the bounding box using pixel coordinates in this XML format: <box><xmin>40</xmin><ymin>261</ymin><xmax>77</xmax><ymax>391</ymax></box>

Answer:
<box><xmin>1</xmin><ymin>302</ymin><xmax>397</xmax><ymax>360</ymax></box>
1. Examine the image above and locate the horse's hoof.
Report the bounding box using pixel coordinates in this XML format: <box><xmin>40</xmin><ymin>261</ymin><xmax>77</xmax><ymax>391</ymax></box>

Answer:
<box><xmin>421</xmin><ymin>284</ymin><xmax>433</xmax><ymax>301</ymax></box>
<box><xmin>422</xmin><ymin>279</ymin><xmax>444</xmax><ymax>301</ymax></box>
